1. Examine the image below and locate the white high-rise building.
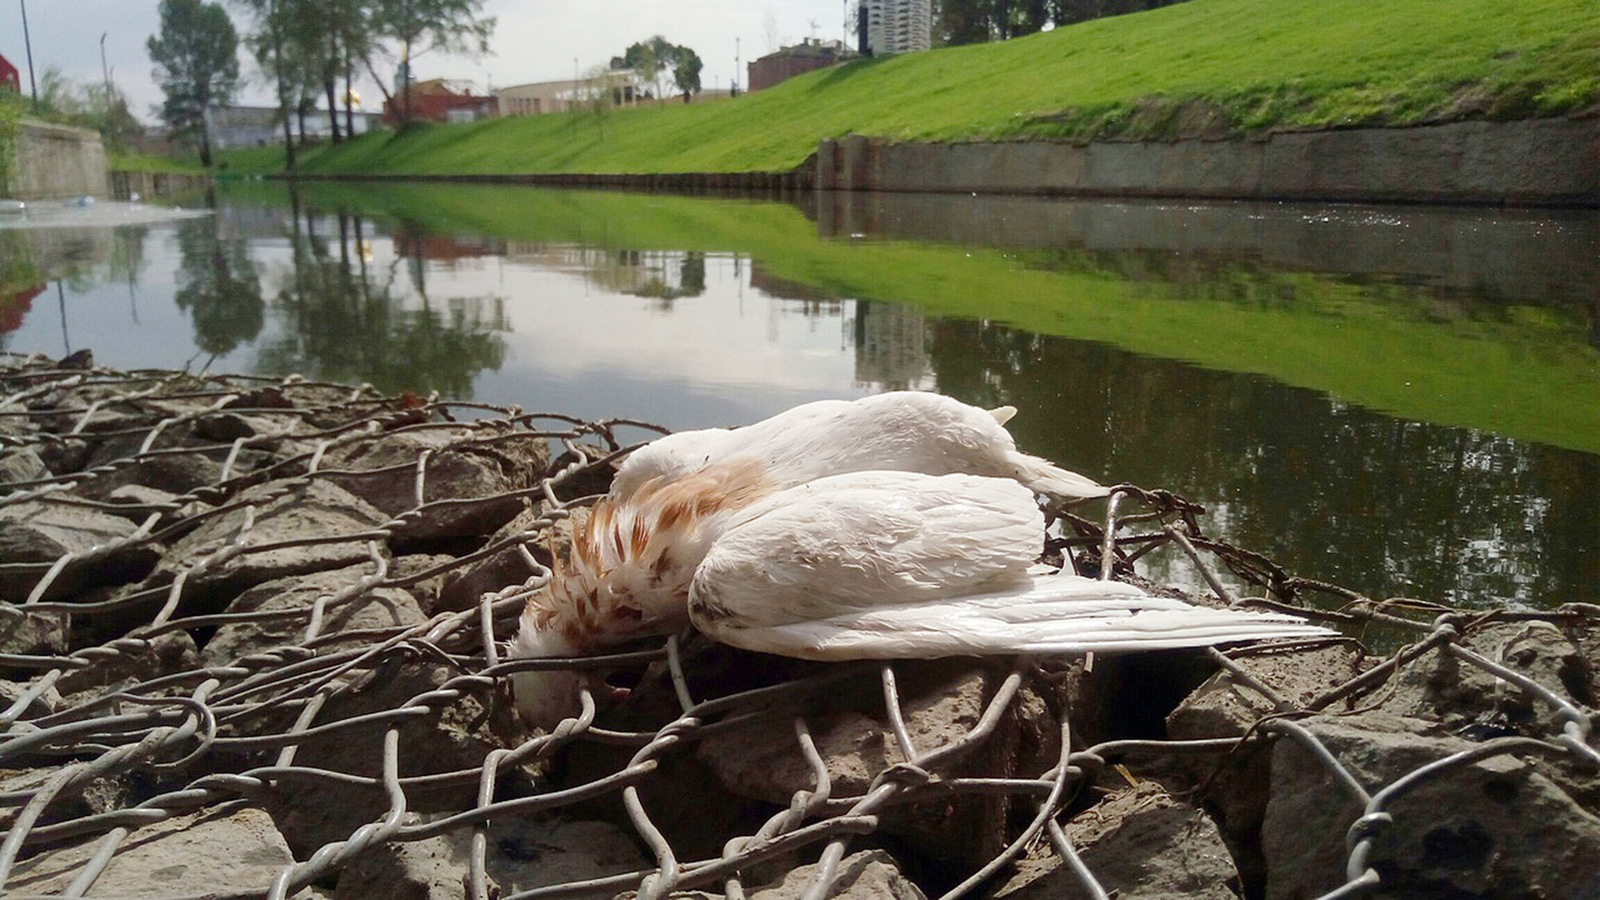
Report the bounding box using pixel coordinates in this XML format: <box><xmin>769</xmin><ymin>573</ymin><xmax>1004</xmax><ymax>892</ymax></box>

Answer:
<box><xmin>866</xmin><ymin>0</ymin><xmax>932</xmax><ymax>56</ymax></box>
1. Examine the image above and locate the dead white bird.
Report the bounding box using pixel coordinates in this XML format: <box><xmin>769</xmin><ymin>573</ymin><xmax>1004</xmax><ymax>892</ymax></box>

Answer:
<box><xmin>509</xmin><ymin>466</ymin><xmax>1331</xmax><ymax>728</ymax></box>
<box><xmin>512</xmin><ymin>392</ymin><xmax>1104</xmax><ymax>726</ymax></box>
<box><xmin>609</xmin><ymin>391</ymin><xmax>1108</xmax><ymax>503</ymax></box>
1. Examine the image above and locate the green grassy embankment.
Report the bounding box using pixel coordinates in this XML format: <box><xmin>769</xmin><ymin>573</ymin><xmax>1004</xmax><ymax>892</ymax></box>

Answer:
<box><xmin>266</xmin><ymin>0</ymin><xmax>1600</xmax><ymax>177</ymax></box>
<box><xmin>262</xmin><ymin>181</ymin><xmax>1600</xmax><ymax>453</ymax></box>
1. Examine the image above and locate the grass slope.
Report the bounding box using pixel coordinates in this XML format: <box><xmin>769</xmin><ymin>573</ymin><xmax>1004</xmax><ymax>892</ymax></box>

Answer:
<box><xmin>263</xmin><ymin>182</ymin><xmax>1600</xmax><ymax>453</ymax></box>
<box><xmin>282</xmin><ymin>0</ymin><xmax>1600</xmax><ymax>176</ymax></box>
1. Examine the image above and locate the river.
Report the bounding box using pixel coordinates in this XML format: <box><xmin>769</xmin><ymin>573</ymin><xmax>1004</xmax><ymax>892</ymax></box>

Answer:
<box><xmin>2</xmin><ymin>182</ymin><xmax>1595</xmax><ymax>610</ymax></box>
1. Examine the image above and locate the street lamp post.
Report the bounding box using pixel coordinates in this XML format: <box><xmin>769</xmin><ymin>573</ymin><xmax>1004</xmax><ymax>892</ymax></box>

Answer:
<box><xmin>100</xmin><ymin>32</ymin><xmax>110</xmax><ymax>97</ymax></box>
<box><xmin>19</xmin><ymin>0</ymin><xmax>39</xmax><ymax>110</ymax></box>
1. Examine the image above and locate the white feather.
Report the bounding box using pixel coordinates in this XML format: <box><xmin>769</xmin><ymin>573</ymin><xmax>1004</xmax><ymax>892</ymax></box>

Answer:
<box><xmin>612</xmin><ymin>392</ymin><xmax>1106</xmax><ymax>502</ymax></box>
<box><xmin>689</xmin><ymin>471</ymin><xmax>1331</xmax><ymax>660</ymax></box>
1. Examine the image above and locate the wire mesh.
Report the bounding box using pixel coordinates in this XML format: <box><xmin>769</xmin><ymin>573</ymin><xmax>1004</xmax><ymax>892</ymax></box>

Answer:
<box><xmin>0</xmin><ymin>350</ymin><xmax>1595</xmax><ymax>899</ymax></box>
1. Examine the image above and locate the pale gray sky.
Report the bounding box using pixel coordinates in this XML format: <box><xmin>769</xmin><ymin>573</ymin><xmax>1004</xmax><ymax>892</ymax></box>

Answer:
<box><xmin>1</xmin><ymin>0</ymin><xmax>856</xmax><ymax>123</ymax></box>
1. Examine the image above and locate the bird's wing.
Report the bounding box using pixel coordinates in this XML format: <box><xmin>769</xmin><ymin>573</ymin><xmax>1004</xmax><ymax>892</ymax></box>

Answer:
<box><xmin>702</xmin><ymin>576</ymin><xmax>1333</xmax><ymax>660</ymax></box>
<box><xmin>690</xmin><ymin>471</ymin><xmax>1044</xmax><ymax>628</ymax></box>
<box><xmin>612</xmin><ymin>393</ymin><xmax>1107</xmax><ymax>502</ymax></box>
<box><xmin>689</xmin><ymin>471</ymin><xmax>1330</xmax><ymax>660</ymax></box>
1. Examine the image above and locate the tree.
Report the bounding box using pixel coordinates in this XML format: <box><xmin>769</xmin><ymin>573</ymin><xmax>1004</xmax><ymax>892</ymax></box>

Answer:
<box><xmin>148</xmin><ymin>0</ymin><xmax>240</xmax><ymax>167</ymax></box>
<box><xmin>367</xmin><ymin>0</ymin><xmax>495</xmax><ymax>123</ymax></box>
<box><xmin>672</xmin><ymin>48</ymin><xmax>703</xmax><ymax>101</ymax></box>
<box><xmin>615</xmin><ymin>37</ymin><xmax>702</xmax><ymax>103</ymax></box>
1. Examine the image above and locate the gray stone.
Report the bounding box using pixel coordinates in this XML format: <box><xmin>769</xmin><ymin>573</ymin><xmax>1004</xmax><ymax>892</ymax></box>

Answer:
<box><xmin>0</xmin><ymin>500</ymin><xmax>162</xmax><ymax>602</ymax></box>
<box><xmin>0</xmin><ymin>447</ymin><xmax>48</xmax><ymax>483</ymax></box>
<box><xmin>748</xmin><ymin>849</ymin><xmax>926</xmax><ymax>900</ymax></box>
<box><xmin>0</xmin><ymin>763</ymin><xmax>130</xmax><ymax>833</ymax></box>
<box><xmin>265</xmin><ymin>660</ymin><xmax>526</xmax><ymax>850</ymax></box>
<box><xmin>8</xmin><ymin>804</ymin><xmax>295</xmax><ymax>897</ymax></box>
<box><xmin>333</xmin><ymin>815</ymin><xmax>647</xmax><ymax>900</ymax></box>
<box><xmin>436</xmin><ymin>505</ymin><xmax>565</xmax><ymax>613</ymax></box>
<box><xmin>319</xmin><ymin>428</ymin><xmax>548</xmax><ymax>546</ymax></box>
<box><xmin>1260</xmin><ymin>713</ymin><xmax>1600</xmax><ymax>899</ymax></box>
<box><xmin>1380</xmin><ymin>621</ymin><xmax>1594</xmax><ymax>735</ymax></box>
<box><xmin>158</xmin><ymin>478</ymin><xmax>391</xmax><ymax>610</ymax></box>
<box><xmin>0</xmin><ymin>677</ymin><xmax>62</xmax><ymax>718</ymax></box>
<box><xmin>200</xmin><ymin>564</ymin><xmax>428</xmax><ymax>665</ymax></box>
<box><xmin>696</xmin><ymin>659</ymin><xmax>1057</xmax><ymax>872</ymax></box>
<box><xmin>56</xmin><ymin>631</ymin><xmax>200</xmax><ymax>699</ymax></box>
<box><xmin>388</xmin><ymin>554</ymin><xmax>463</xmax><ymax>616</ymax></box>
<box><xmin>995</xmin><ymin>783</ymin><xmax>1238</xmax><ymax>900</ymax></box>
<box><xmin>0</xmin><ymin>605</ymin><xmax>70</xmax><ymax>657</ymax></box>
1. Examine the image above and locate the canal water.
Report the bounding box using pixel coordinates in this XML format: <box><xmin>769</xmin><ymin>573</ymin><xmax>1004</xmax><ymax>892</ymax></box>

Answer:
<box><xmin>2</xmin><ymin>183</ymin><xmax>1595</xmax><ymax>610</ymax></box>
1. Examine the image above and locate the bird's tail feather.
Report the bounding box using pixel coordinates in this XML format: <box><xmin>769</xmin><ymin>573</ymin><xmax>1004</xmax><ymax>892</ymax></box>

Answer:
<box><xmin>710</xmin><ymin>575</ymin><xmax>1333</xmax><ymax>661</ymax></box>
<box><xmin>1009</xmin><ymin>451</ymin><xmax>1109</xmax><ymax>501</ymax></box>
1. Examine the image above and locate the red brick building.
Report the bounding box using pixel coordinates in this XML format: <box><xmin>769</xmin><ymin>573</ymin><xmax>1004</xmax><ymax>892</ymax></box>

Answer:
<box><xmin>0</xmin><ymin>53</ymin><xmax>21</xmax><ymax>93</ymax></box>
<box><xmin>382</xmin><ymin>79</ymin><xmax>498</xmax><ymax>125</ymax></box>
<box><xmin>747</xmin><ymin>40</ymin><xmax>852</xmax><ymax>92</ymax></box>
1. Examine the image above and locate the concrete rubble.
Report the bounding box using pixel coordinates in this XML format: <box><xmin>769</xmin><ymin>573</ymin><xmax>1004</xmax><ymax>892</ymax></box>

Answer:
<box><xmin>0</xmin><ymin>353</ymin><xmax>1595</xmax><ymax>899</ymax></box>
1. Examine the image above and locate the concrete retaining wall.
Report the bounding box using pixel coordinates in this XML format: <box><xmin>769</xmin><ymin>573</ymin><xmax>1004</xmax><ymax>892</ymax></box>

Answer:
<box><xmin>816</xmin><ymin>118</ymin><xmax>1600</xmax><ymax>206</ymax></box>
<box><xmin>8</xmin><ymin>120</ymin><xmax>109</xmax><ymax>200</ymax></box>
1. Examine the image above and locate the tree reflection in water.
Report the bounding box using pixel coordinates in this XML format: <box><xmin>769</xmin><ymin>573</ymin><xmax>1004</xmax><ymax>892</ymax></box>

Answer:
<box><xmin>173</xmin><ymin>191</ymin><xmax>264</xmax><ymax>365</ymax></box>
<box><xmin>256</xmin><ymin>190</ymin><xmax>508</xmax><ymax>399</ymax></box>
<box><xmin>925</xmin><ymin>317</ymin><xmax>1599</xmax><ymax>609</ymax></box>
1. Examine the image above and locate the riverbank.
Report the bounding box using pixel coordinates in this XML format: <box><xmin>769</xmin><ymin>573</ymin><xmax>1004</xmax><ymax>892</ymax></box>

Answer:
<box><xmin>1</xmin><ymin>353</ymin><xmax>1596</xmax><ymax>897</ymax></box>
<box><xmin>200</xmin><ymin>0</ymin><xmax>1600</xmax><ymax>206</ymax></box>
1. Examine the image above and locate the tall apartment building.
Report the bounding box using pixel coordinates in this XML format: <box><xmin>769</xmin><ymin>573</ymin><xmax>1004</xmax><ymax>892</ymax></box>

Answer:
<box><xmin>865</xmin><ymin>0</ymin><xmax>933</xmax><ymax>56</ymax></box>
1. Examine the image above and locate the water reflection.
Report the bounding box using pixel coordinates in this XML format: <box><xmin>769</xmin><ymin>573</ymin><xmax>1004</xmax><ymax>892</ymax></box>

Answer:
<box><xmin>0</xmin><ymin>183</ymin><xmax>1594</xmax><ymax>611</ymax></box>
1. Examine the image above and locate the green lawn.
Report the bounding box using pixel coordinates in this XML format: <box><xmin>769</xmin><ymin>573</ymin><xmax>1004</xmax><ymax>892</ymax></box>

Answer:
<box><xmin>291</xmin><ymin>0</ymin><xmax>1600</xmax><ymax>176</ymax></box>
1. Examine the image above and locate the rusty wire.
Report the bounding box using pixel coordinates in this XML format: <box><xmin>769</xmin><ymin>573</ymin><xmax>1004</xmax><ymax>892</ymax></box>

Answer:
<box><xmin>0</xmin><ymin>351</ymin><xmax>1595</xmax><ymax>899</ymax></box>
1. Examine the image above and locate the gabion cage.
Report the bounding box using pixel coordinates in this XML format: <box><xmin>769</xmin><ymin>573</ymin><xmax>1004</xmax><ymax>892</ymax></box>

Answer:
<box><xmin>0</xmin><ymin>351</ymin><xmax>1596</xmax><ymax>900</ymax></box>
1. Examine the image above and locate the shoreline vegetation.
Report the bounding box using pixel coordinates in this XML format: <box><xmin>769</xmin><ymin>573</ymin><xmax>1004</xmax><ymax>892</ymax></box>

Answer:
<box><xmin>178</xmin><ymin>0</ymin><xmax>1600</xmax><ymax>180</ymax></box>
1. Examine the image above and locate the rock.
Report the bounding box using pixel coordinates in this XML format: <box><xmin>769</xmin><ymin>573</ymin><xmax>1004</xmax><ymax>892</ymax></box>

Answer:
<box><xmin>0</xmin><ymin>606</ymin><xmax>70</xmax><ymax>658</ymax></box>
<box><xmin>200</xmin><ymin>564</ymin><xmax>429</xmax><ymax>665</ymax></box>
<box><xmin>264</xmin><ymin>660</ymin><xmax>526</xmax><ymax>854</ymax></box>
<box><xmin>7</xmin><ymin>804</ymin><xmax>295</xmax><ymax>896</ymax></box>
<box><xmin>388</xmin><ymin>554</ymin><xmax>462</xmax><ymax>616</ymax></box>
<box><xmin>0</xmin><ymin>500</ymin><xmax>163</xmax><ymax>602</ymax></box>
<box><xmin>0</xmin><ymin>677</ymin><xmax>62</xmax><ymax>718</ymax></box>
<box><xmin>0</xmin><ymin>446</ymin><xmax>48</xmax><ymax>483</ymax></box>
<box><xmin>435</xmin><ymin>506</ymin><xmax>566</xmax><ymax>613</ymax></box>
<box><xmin>1380</xmin><ymin>621</ymin><xmax>1595</xmax><ymax>736</ymax></box>
<box><xmin>1162</xmin><ymin>643</ymin><xmax>1365</xmax><ymax>894</ymax></box>
<box><xmin>546</xmin><ymin>442</ymin><xmax>620</xmax><ymax>501</ymax></box>
<box><xmin>332</xmin><ymin>815</ymin><xmax>647</xmax><ymax>900</ymax></box>
<box><xmin>1260</xmin><ymin>713</ymin><xmax>1600</xmax><ymax>899</ymax></box>
<box><xmin>696</xmin><ymin>658</ymin><xmax>1058</xmax><ymax>874</ymax></box>
<box><xmin>55</xmin><ymin>632</ymin><xmax>200</xmax><ymax>700</ymax></box>
<box><xmin>747</xmin><ymin>849</ymin><xmax>926</xmax><ymax>900</ymax></box>
<box><xmin>994</xmin><ymin>783</ymin><xmax>1238</xmax><ymax>899</ymax></box>
<box><xmin>0</xmin><ymin>764</ymin><xmax>131</xmax><ymax>833</ymax></box>
<box><xmin>157</xmin><ymin>479</ymin><xmax>391</xmax><ymax>614</ymax></box>
<box><xmin>318</xmin><ymin>428</ymin><xmax>548</xmax><ymax>548</ymax></box>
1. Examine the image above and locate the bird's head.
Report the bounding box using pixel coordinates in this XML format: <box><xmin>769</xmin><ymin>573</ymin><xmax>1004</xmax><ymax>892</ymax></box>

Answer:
<box><xmin>509</xmin><ymin>460</ymin><xmax>777</xmax><ymax>729</ymax></box>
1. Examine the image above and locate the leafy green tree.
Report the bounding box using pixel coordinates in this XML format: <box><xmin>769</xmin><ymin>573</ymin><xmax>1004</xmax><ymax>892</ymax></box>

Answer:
<box><xmin>147</xmin><ymin>0</ymin><xmax>241</xmax><ymax>167</ymax></box>
<box><xmin>367</xmin><ymin>0</ymin><xmax>495</xmax><ymax>122</ymax></box>
<box><xmin>672</xmin><ymin>48</ymin><xmax>703</xmax><ymax>101</ymax></box>
<box><xmin>615</xmin><ymin>37</ymin><xmax>702</xmax><ymax>102</ymax></box>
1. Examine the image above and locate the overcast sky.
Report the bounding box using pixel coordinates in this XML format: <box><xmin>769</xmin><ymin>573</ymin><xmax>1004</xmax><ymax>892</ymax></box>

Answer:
<box><xmin>1</xmin><ymin>0</ymin><xmax>857</xmax><ymax>123</ymax></box>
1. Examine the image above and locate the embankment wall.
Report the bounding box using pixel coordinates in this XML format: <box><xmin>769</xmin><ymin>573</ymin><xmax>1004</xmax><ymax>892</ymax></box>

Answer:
<box><xmin>8</xmin><ymin>120</ymin><xmax>108</xmax><ymax>200</ymax></box>
<box><xmin>815</xmin><ymin>117</ymin><xmax>1600</xmax><ymax>206</ymax></box>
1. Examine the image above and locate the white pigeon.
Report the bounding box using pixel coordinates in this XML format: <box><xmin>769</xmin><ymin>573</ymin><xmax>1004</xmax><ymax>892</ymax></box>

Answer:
<box><xmin>512</xmin><ymin>392</ymin><xmax>1106</xmax><ymax>726</ymax></box>
<box><xmin>609</xmin><ymin>391</ymin><xmax>1108</xmax><ymax>503</ymax></box>
<box><xmin>509</xmin><ymin>469</ymin><xmax>1331</xmax><ymax>729</ymax></box>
